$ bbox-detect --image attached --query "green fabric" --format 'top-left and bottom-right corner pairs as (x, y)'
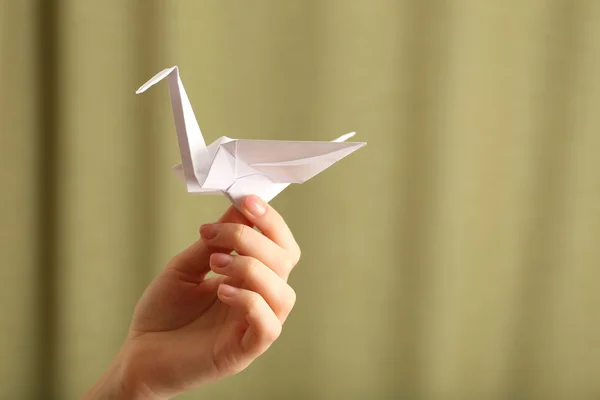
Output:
(1, 1), (599, 399)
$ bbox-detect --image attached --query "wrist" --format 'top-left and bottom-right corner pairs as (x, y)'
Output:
(79, 347), (164, 400)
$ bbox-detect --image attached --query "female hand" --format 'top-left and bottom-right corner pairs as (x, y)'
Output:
(80, 195), (301, 400)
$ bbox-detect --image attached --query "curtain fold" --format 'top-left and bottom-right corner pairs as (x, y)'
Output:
(1, 1), (599, 399)
(1, 2), (40, 398)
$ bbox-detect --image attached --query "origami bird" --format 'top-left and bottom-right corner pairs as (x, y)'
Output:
(136, 66), (366, 209)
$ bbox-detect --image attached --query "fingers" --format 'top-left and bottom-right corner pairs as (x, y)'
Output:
(166, 239), (211, 283)
(200, 196), (301, 280)
(217, 205), (253, 226)
(201, 222), (293, 279)
(217, 284), (282, 356)
(239, 196), (301, 266)
(208, 199), (300, 361)
(166, 206), (253, 280)
(209, 253), (296, 322)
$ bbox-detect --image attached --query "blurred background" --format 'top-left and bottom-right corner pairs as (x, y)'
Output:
(1, 1), (600, 399)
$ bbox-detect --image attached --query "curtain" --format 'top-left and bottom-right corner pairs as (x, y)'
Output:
(1, 1), (599, 399)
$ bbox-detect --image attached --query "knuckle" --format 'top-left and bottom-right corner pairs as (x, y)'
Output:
(281, 246), (301, 274)
(247, 291), (262, 313)
(292, 246), (302, 264)
(263, 321), (282, 342)
(233, 224), (250, 245)
(283, 286), (297, 311)
(281, 256), (295, 274)
(243, 257), (259, 285)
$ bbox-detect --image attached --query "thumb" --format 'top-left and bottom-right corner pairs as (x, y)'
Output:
(166, 205), (253, 280)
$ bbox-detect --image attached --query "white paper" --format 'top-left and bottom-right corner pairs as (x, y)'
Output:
(136, 66), (366, 209)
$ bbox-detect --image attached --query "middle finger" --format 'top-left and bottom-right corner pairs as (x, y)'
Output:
(209, 253), (296, 322)
(200, 223), (290, 278)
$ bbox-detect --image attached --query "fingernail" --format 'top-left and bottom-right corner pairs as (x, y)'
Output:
(200, 224), (219, 240)
(219, 284), (237, 299)
(244, 196), (266, 217)
(211, 253), (232, 268)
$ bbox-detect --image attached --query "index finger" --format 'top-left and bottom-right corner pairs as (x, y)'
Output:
(167, 205), (254, 278)
(239, 196), (301, 264)
(218, 205), (254, 226)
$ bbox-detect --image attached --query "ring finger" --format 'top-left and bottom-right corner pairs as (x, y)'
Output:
(209, 253), (296, 323)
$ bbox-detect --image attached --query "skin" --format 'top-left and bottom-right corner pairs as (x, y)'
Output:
(80, 195), (301, 399)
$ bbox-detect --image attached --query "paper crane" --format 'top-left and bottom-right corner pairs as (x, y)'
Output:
(136, 66), (366, 209)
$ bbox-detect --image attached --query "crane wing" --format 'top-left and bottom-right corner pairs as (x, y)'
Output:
(219, 134), (365, 184)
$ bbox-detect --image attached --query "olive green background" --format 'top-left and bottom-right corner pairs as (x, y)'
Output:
(1, 1), (600, 399)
